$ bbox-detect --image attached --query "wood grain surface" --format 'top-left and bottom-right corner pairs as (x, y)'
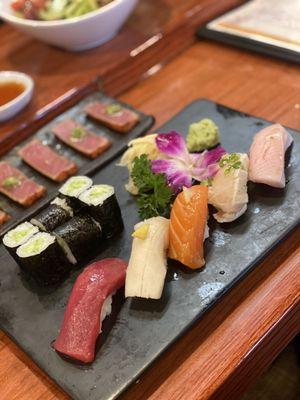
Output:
(0, 0), (244, 155)
(1, 40), (300, 400)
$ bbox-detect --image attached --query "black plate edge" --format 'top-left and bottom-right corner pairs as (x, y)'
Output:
(197, 26), (300, 65)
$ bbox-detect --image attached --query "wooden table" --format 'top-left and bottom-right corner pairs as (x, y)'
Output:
(1, 8), (300, 400)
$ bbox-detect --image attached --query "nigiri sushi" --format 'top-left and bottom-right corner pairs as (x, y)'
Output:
(208, 153), (249, 223)
(249, 124), (293, 188)
(125, 217), (170, 299)
(169, 185), (208, 269)
(54, 258), (127, 363)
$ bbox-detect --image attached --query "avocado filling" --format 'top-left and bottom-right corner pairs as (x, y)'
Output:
(17, 232), (55, 258)
(59, 176), (93, 198)
(79, 184), (114, 206)
(3, 222), (39, 248)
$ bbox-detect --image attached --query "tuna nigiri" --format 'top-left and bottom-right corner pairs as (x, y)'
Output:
(54, 258), (127, 363)
(249, 124), (293, 188)
(169, 185), (208, 269)
(125, 217), (170, 299)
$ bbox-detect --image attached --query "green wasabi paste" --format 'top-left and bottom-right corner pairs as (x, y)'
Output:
(187, 118), (220, 152)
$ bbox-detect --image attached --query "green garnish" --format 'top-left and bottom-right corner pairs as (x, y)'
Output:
(106, 103), (122, 115)
(201, 178), (213, 186)
(2, 176), (20, 188)
(219, 153), (242, 174)
(71, 127), (86, 141)
(131, 154), (173, 219)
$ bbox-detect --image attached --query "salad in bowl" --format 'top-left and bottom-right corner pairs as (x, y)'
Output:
(11, 0), (114, 21)
(0, 0), (137, 51)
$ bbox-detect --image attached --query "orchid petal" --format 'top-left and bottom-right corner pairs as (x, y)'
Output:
(152, 159), (192, 192)
(156, 132), (190, 162)
(201, 145), (226, 168)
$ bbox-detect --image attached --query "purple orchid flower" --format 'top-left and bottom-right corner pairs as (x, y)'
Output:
(151, 131), (226, 192)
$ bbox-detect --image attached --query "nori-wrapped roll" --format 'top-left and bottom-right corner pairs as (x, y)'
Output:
(16, 232), (72, 286)
(79, 185), (123, 239)
(54, 214), (102, 264)
(59, 176), (93, 212)
(31, 197), (73, 232)
(3, 222), (39, 260)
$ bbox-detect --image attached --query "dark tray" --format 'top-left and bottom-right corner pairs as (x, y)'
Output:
(197, 26), (300, 64)
(0, 91), (154, 236)
(0, 99), (299, 400)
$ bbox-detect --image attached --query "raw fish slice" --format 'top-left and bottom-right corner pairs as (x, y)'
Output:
(169, 185), (208, 269)
(209, 153), (249, 223)
(0, 210), (10, 225)
(52, 119), (111, 158)
(249, 124), (293, 188)
(19, 140), (77, 182)
(85, 101), (140, 133)
(54, 258), (127, 363)
(125, 217), (170, 299)
(0, 161), (45, 206)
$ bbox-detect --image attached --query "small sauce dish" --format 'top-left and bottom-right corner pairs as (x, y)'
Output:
(0, 71), (34, 122)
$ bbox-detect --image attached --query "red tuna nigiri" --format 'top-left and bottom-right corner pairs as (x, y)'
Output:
(52, 119), (111, 158)
(0, 210), (11, 225)
(54, 258), (127, 363)
(19, 140), (77, 182)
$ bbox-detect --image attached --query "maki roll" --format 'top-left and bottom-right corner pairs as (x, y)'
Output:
(31, 197), (73, 232)
(59, 176), (93, 212)
(3, 222), (39, 259)
(54, 214), (102, 264)
(16, 232), (72, 286)
(79, 185), (123, 239)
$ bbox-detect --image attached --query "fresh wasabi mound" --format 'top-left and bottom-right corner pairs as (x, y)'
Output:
(187, 118), (220, 152)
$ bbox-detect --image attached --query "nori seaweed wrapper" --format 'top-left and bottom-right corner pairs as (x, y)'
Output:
(54, 214), (102, 263)
(58, 194), (85, 214)
(87, 194), (124, 239)
(31, 204), (72, 232)
(17, 240), (72, 286)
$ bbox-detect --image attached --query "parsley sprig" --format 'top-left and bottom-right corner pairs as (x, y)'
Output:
(219, 153), (241, 174)
(131, 154), (173, 219)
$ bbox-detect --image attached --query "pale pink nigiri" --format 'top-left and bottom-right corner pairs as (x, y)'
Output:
(249, 124), (293, 188)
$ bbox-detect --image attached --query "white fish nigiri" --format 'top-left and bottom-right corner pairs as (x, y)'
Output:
(249, 124), (293, 188)
(125, 216), (169, 300)
(209, 153), (249, 223)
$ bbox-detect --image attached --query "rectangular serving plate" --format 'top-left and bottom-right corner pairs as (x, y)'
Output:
(0, 99), (299, 400)
(0, 91), (154, 236)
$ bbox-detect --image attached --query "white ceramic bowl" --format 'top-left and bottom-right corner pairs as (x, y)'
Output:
(0, 0), (137, 51)
(0, 71), (34, 123)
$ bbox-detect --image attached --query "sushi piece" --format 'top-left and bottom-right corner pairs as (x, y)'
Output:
(59, 175), (93, 211)
(30, 197), (73, 232)
(0, 210), (11, 225)
(16, 232), (72, 285)
(0, 161), (45, 206)
(54, 258), (127, 363)
(79, 185), (123, 239)
(169, 185), (208, 270)
(85, 101), (140, 133)
(208, 153), (249, 223)
(52, 119), (112, 159)
(3, 222), (39, 258)
(54, 214), (102, 265)
(125, 217), (170, 300)
(18, 139), (77, 182)
(249, 124), (293, 188)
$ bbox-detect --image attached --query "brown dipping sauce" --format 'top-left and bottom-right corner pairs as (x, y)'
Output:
(0, 81), (26, 106)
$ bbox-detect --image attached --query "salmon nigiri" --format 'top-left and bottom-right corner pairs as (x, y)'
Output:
(249, 124), (293, 188)
(169, 185), (208, 269)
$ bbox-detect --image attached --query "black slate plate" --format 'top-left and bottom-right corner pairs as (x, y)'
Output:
(0, 99), (299, 400)
(0, 91), (154, 236)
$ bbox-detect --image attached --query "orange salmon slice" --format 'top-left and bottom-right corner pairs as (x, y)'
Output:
(169, 185), (208, 269)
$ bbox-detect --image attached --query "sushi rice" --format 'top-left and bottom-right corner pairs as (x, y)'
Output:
(59, 176), (93, 198)
(3, 222), (39, 248)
